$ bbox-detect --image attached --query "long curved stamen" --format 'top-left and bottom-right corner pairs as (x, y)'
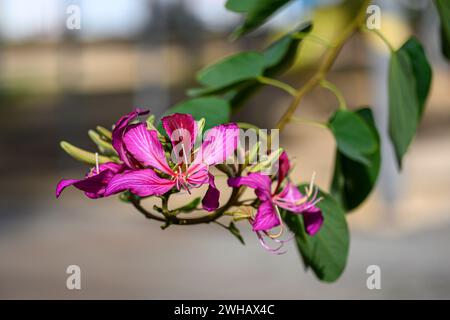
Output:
(305, 171), (316, 198)
(267, 205), (284, 239)
(256, 230), (286, 255)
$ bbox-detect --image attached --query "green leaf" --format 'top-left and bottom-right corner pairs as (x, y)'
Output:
(331, 108), (381, 211)
(188, 52), (265, 97)
(399, 37), (432, 116)
(282, 185), (349, 282)
(161, 97), (231, 131)
(328, 110), (377, 166)
(228, 221), (245, 245)
(441, 25), (450, 60)
(227, 23), (312, 110)
(263, 23), (312, 73)
(435, 0), (450, 60)
(388, 36), (432, 168)
(226, 0), (293, 37)
(176, 197), (201, 213)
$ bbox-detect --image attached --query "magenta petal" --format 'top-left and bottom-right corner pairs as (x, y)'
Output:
(202, 173), (220, 212)
(95, 162), (124, 174)
(278, 151), (290, 184)
(228, 173), (272, 201)
(112, 108), (149, 167)
(302, 206), (324, 236)
(56, 169), (116, 199)
(162, 113), (198, 163)
(196, 123), (239, 166)
(123, 123), (172, 175)
(56, 179), (79, 198)
(186, 163), (209, 186)
(252, 201), (280, 231)
(104, 169), (175, 197)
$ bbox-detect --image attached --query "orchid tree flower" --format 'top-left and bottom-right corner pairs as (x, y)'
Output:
(55, 108), (149, 199)
(105, 112), (239, 211)
(56, 162), (125, 199)
(228, 152), (323, 237)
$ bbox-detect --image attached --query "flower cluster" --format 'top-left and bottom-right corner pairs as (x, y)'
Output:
(56, 110), (323, 252)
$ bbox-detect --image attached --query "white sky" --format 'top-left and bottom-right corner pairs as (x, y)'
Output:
(0, 0), (314, 41)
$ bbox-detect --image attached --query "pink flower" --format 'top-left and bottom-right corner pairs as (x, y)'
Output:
(105, 113), (239, 211)
(228, 152), (323, 236)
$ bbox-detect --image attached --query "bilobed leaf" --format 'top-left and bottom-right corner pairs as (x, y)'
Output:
(282, 185), (349, 282)
(227, 23), (312, 109)
(263, 22), (312, 74)
(388, 36), (432, 168)
(161, 97), (231, 131)
(188, 52), (265, 97)
(328, 110), (377, 166)
(331, 108), (381, 211)
(226, 0), (293, 37)
(434, 0), (450, 60)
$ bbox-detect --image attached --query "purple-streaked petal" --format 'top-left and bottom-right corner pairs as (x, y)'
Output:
(104, 169), (175, 197)
(252, 200), (280, 231)
(87, 162), (124, 177)
(112, 108), (149, 167)
(123, 123), (172, 175)
(277, 151), (290, 184)
(186, 163), (209, 186)
(56, 179), (79, 198)
(56, 168), (117, 199)
(162, 113), (197, 163)
(195, 123), (239, 166)
(302, 206), (324, 236)
(228, 173), (272, 201)
(202, 173), (220, 212)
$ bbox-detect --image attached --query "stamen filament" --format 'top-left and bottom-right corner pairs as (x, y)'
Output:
(267, 206), (284, 239)
(95, 152), (99, 174)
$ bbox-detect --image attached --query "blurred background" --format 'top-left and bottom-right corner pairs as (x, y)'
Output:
(0, 0), (449, 299)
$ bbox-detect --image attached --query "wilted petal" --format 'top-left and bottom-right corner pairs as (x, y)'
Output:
(112, 108), (149, 167)
(196, 123), (239, 166)
(123, 123), (172, 175)
(162, 113), (197, 163)
(105, 169), (175, 197)
(302, 206), (324, 236)
(202, 173), (220, 212)
(252, 200), (280, 231)
(228, 173), (272, 201)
